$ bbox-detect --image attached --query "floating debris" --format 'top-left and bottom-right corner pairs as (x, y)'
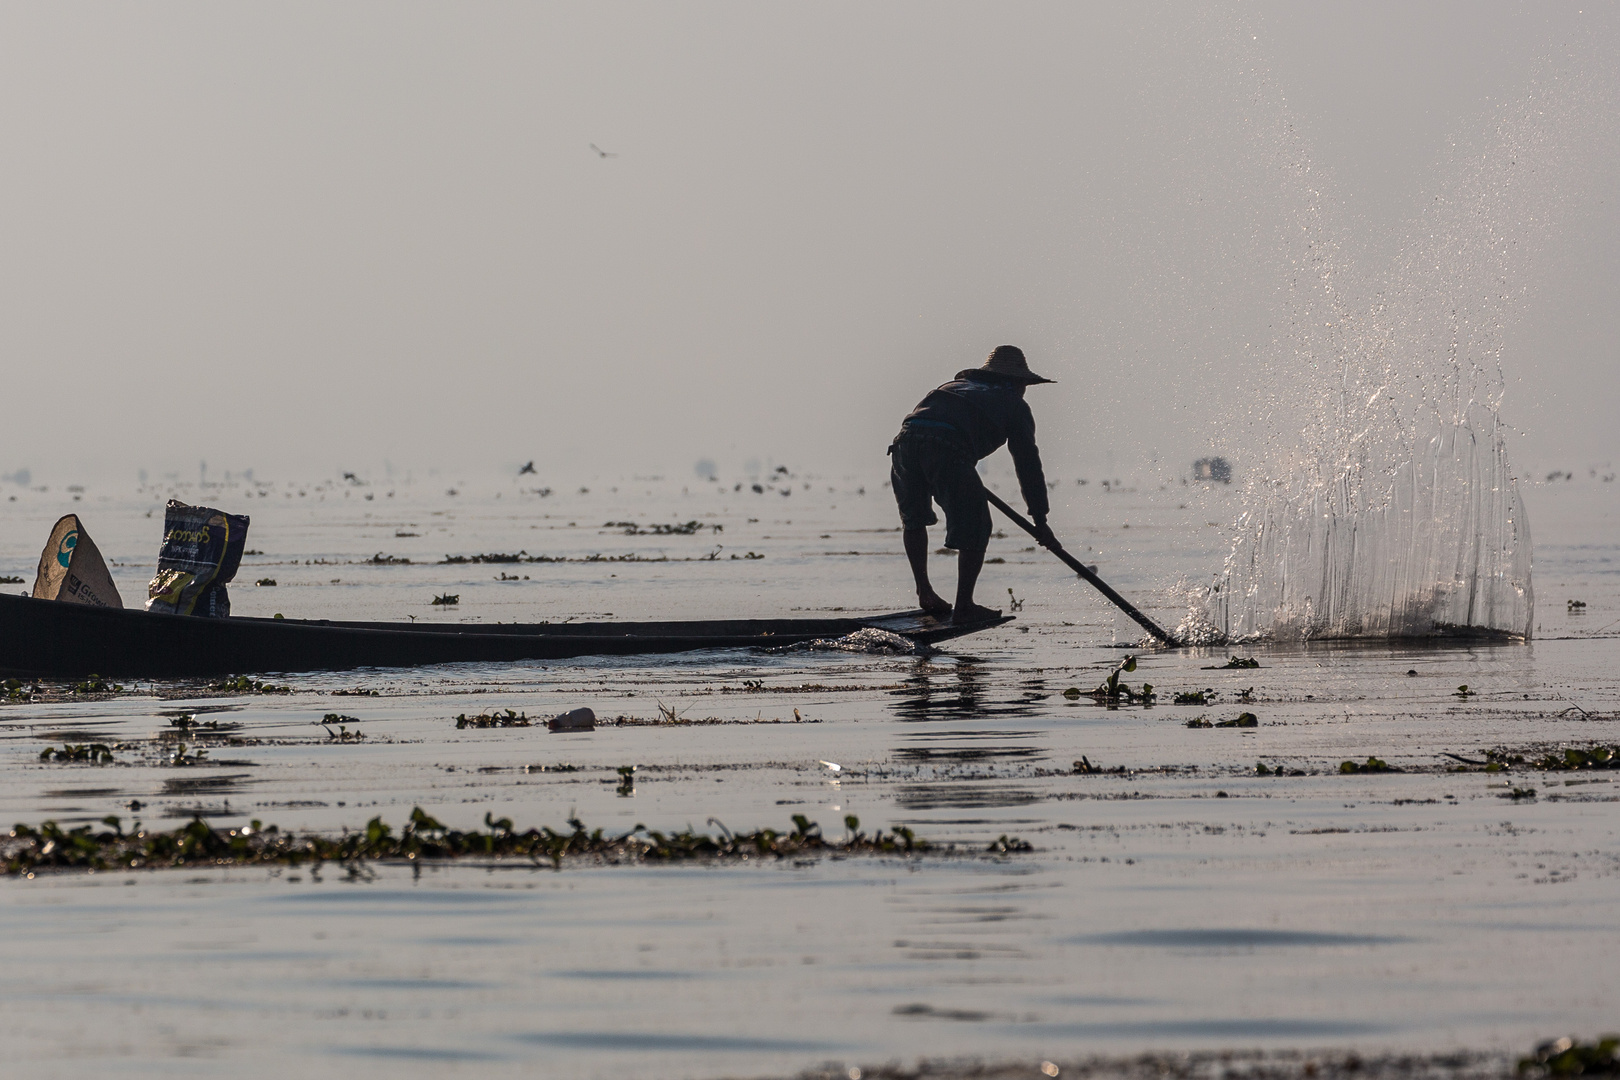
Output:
(1204, 656), (1259, 669)
(549, 707), (596, 732)
(455, 709), (532, 729)
(1174, 689), (1214, 705)
(255, 578), (277, 586)
(318, 714), (365, 742)
(69, 675), (123, 695)
(2, 809), (980, 875)
(431, 593), (459, 606)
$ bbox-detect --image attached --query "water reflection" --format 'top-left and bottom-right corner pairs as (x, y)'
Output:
(889, 661), (1049, 721)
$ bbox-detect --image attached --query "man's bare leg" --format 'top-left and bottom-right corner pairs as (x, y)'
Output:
(951, 545), (1000, 624)
(903, 528), (952, 615)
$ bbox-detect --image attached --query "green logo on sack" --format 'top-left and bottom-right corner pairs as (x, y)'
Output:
(57, 530), (78, 568)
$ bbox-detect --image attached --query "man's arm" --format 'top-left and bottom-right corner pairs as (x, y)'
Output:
(1006, 401), (1050, 526)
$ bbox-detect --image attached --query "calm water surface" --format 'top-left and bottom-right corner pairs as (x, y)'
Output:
(1, 473), (1617, 1078)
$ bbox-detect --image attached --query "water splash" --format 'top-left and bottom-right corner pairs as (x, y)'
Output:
(1207, 407), (1532, 641)
(771, 628), (936, 656)
(1185, 17), (1587, 641)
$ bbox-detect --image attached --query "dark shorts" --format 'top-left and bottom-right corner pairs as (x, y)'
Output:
(889, 435), (991, 552)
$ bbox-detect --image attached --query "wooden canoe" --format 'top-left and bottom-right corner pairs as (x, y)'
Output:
(0, 592), (1010, 679)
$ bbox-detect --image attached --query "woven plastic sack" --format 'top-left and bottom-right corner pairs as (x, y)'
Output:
(145, 500), (249, 617)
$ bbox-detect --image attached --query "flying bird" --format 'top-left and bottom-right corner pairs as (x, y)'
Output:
(590, 143), (618, 158)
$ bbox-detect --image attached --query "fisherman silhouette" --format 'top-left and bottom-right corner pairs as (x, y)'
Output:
(888, 345), (1055, 624)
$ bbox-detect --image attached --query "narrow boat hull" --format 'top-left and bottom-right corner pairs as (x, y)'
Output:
(0, 593), (1009, 678)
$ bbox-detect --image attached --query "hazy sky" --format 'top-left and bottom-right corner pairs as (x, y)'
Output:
(0, 2), (1614, 486)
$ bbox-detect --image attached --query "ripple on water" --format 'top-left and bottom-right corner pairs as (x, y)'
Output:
(1072, 928), (1410, 948)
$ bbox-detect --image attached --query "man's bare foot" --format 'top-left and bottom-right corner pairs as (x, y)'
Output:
(950, 602), (1002, 625)
(918, 590), (952, 616)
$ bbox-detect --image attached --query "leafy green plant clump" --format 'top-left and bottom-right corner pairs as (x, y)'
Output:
(1520, 1035), (1619, 1077)
(3, 678), (32, 701)
(1081, 657), (1155, 706)
(1217, 712), (1258, 728)
(1204, 656), (1259, 669)
(1175, 689), (1214, 706)
(1531, 745), (1618, 771)
(39, 744), (117, 764)
(70, 675), (122, 695)
(318, 714), (365, 741)
(207, 675), (291, 694)
(1340, 757), (1398, 774)
(1, 810), (1006, 876)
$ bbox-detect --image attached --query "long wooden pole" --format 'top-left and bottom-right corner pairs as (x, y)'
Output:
(983, 489), (1181, 647)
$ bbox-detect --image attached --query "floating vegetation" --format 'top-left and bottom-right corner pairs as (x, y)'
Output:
(1500, 786), (1537, 801)
(330, 688), (379, 697)
(1485, 745), (1620, 772)
(1, 809), (991, 876)
(1455, 684), (1477, 698)
(69, 675), (123, 695)
(616, 764), (636, 796)
(442, 550), (757, 565)
(3, 678), (31, 702)
(1088, 657), (1154, 706)
(1520, 1035), (1620, 1077)
(608, 520), (721, 536)
(255, 578), (277, 586)
(1215, 712), (1259, 728)
(442, 552), (526, 564)
(366, 553), (411, 565)
(0, 575), (24, 584)
(169, 714), (227, 733)
(1204, 656), (1260, 669)
(1174, 689), (1214, 705)
(169, 744), (208, 766)
(455, 710), (531, 729)
(207, 675), (291, 694)
(1255, 762), (1306, 776)
(987, 835), (1034, 853)
(39, 744), (116, 764)
(319, 714), (364, 741)
(1340, 757), (1398, 774)
(1567, 599), (1588, 612)
(1185, 717), (1212, 728)
(431, 593), (459, 606)
(1072, 756), (1126, 775)
(1006, 588), (1023, 610)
